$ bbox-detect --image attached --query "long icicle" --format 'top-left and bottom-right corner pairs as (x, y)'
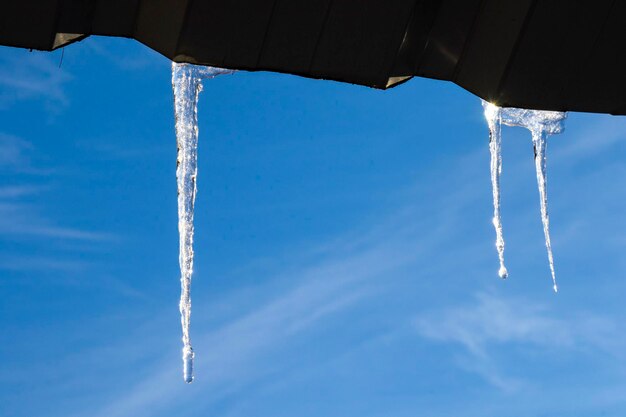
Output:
(173, 63), (201, 384)
(530, 127), (558, 293)
(172, 62), (233, 383)
(482, 102), (508, 279)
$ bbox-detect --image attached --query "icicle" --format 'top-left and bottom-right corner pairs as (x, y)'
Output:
(482, 101), (508, 279)
(172, 62), (234, 383)
(530, 127), (558, 293)
(496, 105), (566, 292)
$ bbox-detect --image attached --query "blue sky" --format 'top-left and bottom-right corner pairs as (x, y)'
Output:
(1, 37), (626, 417)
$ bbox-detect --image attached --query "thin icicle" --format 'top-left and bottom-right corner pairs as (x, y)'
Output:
(530, 127), (558, 292)
(172, 62), (234, 383)
(499, 106), (566, 292)
(482, 101), (508, 279)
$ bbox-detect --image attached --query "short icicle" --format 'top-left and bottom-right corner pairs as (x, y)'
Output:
(498, 106), (566, 292)
(172, 62), (234, 383)
(482, 101), (508, 279)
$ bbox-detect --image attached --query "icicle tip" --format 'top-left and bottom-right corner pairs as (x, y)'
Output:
(498, 266), (508, 280)
(183, 346), (194, 383)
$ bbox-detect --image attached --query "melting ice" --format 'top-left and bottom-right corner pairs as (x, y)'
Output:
(482, 102), (508, 279)
(172, 62), (234, 383)
(482, 101), (566, 292)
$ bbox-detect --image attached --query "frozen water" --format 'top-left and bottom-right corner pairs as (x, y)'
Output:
(531, 129), (558, 292)
(499, 107), (566, 135)
(183, 346), (194, 383)
(482, 101), (508, 279)
(172, 62), (234, 383)
(482, 102), (566, 292)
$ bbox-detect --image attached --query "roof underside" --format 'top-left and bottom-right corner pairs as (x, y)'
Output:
(2, 0), (626, 115)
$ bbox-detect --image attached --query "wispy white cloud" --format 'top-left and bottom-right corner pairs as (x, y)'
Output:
(414, 291), (625, 391)
(416, 292), (572, 358)
(0, 184), (45, 198)
(0, 201), (112, 241)
(0, 134), (112, 242)
(0, 51), (71, 111)
(0, 132), (57, 175)
(0, 133), (34, 170)
(552, 116), (626, 162)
